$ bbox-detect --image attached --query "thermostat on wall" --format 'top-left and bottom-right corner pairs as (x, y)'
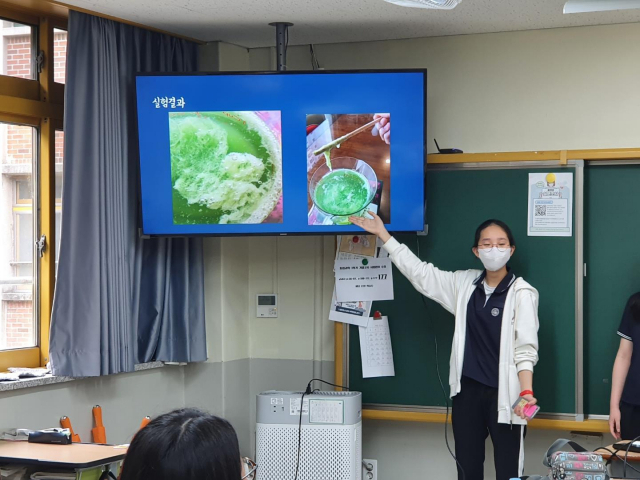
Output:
(257, 294), (278, 318)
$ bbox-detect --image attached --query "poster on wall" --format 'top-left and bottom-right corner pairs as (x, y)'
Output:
(527, 172), (573, 237)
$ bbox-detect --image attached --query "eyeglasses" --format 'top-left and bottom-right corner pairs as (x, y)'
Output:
(477, 243), (511, 253)
(241, 457), (257, 480)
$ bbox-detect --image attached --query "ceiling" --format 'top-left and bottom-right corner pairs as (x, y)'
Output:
(58, 0), (640, 47)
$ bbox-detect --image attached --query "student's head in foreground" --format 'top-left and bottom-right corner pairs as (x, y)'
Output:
(119, 408), (252, 480)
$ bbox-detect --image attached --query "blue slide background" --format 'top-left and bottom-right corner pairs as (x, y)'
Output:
(136, 71), (425, 235)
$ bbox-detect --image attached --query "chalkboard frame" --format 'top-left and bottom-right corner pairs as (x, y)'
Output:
(336, 159), (586, 423)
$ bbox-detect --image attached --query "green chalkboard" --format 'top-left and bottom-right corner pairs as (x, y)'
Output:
(585, 165), (640, 415)
(348, 167), (576, 414)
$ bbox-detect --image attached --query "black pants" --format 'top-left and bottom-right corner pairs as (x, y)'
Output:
(452, 376), (526, 480)
(620, 400), (640, 441)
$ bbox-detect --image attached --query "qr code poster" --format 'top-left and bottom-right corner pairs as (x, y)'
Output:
(528, 172), (573, 237)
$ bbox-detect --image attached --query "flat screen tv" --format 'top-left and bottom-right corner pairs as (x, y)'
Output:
(135, 70), (426, 236)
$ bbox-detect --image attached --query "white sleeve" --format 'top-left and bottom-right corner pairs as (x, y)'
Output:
(513, 289), (540, 373)
(383, 237), (459, 314)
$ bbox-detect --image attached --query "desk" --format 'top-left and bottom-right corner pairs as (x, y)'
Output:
(0, 441), (126, 479)
(598, 443), (640, 480)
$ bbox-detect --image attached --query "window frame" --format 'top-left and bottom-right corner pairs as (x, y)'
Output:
(0, 9), (39, 100)
(0, 4), (66, 371)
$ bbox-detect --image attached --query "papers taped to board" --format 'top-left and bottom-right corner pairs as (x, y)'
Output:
(335, 257), (394, 302)
(359, 315), (395, 378)
(329, 288), (371, 327)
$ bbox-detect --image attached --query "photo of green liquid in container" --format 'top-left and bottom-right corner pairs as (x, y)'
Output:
(169, 111), (282, 225)
(306, 113), (390, 226)
(309, 157), (377, 225)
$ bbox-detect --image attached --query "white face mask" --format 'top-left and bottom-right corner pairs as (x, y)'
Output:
(478, 248), (511, 272)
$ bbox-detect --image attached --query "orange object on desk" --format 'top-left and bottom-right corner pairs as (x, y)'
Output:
(139, 416), (151, 429)
(92, 405), (107, 444)
(60, 416), (81, 443)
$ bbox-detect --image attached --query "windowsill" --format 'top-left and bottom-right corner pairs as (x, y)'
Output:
(0, 361), (166, 393)
(1, 292), (32, 301)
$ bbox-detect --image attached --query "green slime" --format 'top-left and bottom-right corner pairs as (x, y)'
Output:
(314, 169), (371, 216)
(169, 112), (277, 224)
(323, 150), (332, 171)
(322, 143), (342, 171)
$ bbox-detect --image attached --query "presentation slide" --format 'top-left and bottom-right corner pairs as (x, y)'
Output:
(136, 71), (425, 235)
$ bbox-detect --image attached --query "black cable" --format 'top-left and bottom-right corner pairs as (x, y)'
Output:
(594, 446), (640, 476)
(594, 446), (615, 470)
(624, 435), (640, 478)
(416, 237), (466, 480)
(293, 378), (350, 480)
(293, 389), (307, 480)
(306, 378), (350, 392)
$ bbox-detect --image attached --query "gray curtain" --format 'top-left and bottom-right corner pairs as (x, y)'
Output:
(50, 11), (207, 377)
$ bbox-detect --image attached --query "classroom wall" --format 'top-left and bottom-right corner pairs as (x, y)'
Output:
(250, 22), (640, 154)
(364, 420), (606, 478)
(199, 41), (251, 72)
(0, 367), (186, 444)
(186, 236), (336, 456)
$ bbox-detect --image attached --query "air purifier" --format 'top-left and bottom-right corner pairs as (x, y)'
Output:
(256, 390), (362, 480)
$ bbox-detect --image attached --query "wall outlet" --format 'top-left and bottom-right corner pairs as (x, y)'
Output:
(362, 459), (377, 480)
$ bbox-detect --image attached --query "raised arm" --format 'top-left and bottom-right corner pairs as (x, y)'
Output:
(350, 212), (458, 313)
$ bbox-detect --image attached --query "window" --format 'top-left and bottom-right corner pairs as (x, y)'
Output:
(0, 123), (36, 351)
(0, 5), (67, 371)
(55, 130), (63, 264)
(53, 28), (66, 84)
(16, 179), (32, 204)
(0, 19), (36, 81)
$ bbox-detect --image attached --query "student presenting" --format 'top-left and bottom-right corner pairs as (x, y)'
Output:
(351, 214), (540, 480)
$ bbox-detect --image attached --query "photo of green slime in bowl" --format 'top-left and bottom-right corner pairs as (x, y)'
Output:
(169, 111), (282, 225)
(306, 113), (390, 226)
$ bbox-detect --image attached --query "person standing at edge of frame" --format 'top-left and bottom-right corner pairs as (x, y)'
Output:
(610, 293), (640, 442)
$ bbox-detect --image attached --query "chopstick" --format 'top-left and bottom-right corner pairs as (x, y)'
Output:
(313, 119), (378, 156)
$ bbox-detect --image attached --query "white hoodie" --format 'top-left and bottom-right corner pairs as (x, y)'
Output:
(383, 237), (540, 425)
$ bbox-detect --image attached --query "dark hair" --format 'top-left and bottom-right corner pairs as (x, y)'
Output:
(473, 219), (516, 248)
(119, 408), (241, 480)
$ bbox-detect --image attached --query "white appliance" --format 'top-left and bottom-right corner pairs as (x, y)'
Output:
(256, 390), (362, 480)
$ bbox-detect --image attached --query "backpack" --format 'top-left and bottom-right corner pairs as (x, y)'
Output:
(523, 439), (608, 480)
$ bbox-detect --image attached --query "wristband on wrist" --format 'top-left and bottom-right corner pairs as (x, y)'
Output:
(520, 390), (534, 397)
